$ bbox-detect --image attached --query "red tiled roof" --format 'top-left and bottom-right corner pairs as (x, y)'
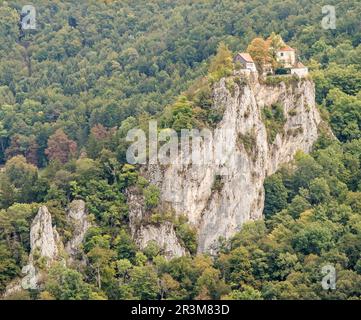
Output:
(237, 52), (254, 63)
(279, 45), (295, 52)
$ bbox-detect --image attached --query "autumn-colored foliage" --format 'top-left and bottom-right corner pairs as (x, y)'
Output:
(247, 37), (271, 70)
(45, 129), (77, 164)
(5, 134), (39, 166)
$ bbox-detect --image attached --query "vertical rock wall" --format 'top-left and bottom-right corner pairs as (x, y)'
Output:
(129, 76), (321, 255)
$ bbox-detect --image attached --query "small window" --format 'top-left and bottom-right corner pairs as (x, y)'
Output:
(280, 52), (284, 56)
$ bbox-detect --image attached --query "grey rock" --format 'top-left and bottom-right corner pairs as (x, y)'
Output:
(65, 200), (90, 261)
(21, 206), (61, 289)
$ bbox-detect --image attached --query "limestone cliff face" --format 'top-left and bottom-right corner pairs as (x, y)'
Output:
(136, 222), (187, 259)
(29, 206), (59, 262)
(126, 187), (187, 259)
(129, 76), (321, 255)
(65, 200), (90, 262)
(22, 206), (62, 290)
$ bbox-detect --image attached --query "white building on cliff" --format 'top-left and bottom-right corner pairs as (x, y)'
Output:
(234, 36), (309, 78)
(234, 52), (257, 72)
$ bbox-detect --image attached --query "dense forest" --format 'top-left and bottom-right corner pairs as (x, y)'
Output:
(0, 0), (361, 300)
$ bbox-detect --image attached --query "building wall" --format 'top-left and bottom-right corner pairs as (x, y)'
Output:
(263, 63), (273, 76)
(246, 62), (257, 72)
(234, 69), (251, 77)
(234, 54), (245, 64)
(234, 54), (257, 72)
(276, 51), (296, 68)
(291, 67), (308, 77)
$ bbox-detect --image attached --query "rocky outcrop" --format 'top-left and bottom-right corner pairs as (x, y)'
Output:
(22, 206), (62, 290)
(29, 206), (59, 262)
(65, 200), (90, 261)
(130, 76), (322, 255)
(126, 188), (187, 259)
(4, 201), (90, 296)
(136, 222), (187, 260)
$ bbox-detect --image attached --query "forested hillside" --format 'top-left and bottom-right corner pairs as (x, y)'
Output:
(0, 0), (361, 300)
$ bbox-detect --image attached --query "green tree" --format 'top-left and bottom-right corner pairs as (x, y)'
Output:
(309, 178), (331, 204)
(144, 185), (160, 210)
(87, 246), (116, 289)
(129, 265), (160, 300)
(3, 155), (38, 202)
(264, 174), (288, 217)
(222, 286), (263, 300)
(44, 264), (99, 300)
(208, 42), (233, 82)
(292, 222), (334, 255)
